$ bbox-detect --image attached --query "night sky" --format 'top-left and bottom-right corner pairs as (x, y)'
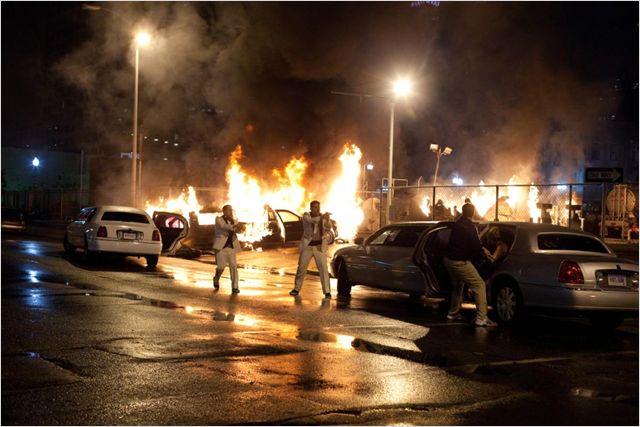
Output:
(2, 2), (638, 193)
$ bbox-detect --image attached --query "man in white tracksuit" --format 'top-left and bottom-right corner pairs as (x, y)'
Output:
(290, 200), (333, 299)
(213, 205), (242, 293)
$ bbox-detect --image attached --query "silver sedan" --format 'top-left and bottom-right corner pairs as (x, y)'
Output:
(330, 221), (638, 329)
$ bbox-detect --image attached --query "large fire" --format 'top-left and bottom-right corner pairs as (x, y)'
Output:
(418, 176), (576, 225)
(145, 143), (365, 244)
(324, 144), (365, 240)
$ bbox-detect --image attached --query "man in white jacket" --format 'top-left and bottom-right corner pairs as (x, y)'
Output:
(213, 205), (243, 293)
(290, 200), (334, 299)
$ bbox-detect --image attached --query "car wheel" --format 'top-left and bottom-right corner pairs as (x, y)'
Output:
(587, 313), (624, 331)
(82, 237), (94, 263)
(493, 281), (523, 325)
(146, 255), (159, 268)
(336, 260), (353, 296)
(63, 234), (75, 256)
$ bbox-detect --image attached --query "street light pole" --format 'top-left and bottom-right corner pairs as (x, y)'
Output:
(433, 151), (441, 186)
(330, 77), (412, 225)
(385, 100), (395, 226)
(430, 144), (453, 186)
(131, 45), (140, 206)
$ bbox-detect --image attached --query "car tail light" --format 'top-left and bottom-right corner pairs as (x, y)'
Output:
(97, 226), (108, 238)
(152, 230), (161, 241)
(558, 259), (584, 284)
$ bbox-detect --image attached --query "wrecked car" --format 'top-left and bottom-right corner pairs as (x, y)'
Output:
(152, 205), (336, 257)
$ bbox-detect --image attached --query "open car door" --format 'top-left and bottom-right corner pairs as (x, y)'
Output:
(152, 211), (190, 255)
(413, 222), (455, 297)
(275, 209), (304, 242)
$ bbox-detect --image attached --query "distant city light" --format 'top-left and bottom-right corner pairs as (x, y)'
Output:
(174, 143), (179, 146)
(154, 138), (159, 142)
(32, 157), (40, 167)
(452, 176), (464, 185)
(164, 141), (169, 144)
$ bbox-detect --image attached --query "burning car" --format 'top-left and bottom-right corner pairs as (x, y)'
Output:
(150, 205), (337, 256)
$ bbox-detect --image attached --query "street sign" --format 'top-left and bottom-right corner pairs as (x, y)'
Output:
(585, 168), (623, 183)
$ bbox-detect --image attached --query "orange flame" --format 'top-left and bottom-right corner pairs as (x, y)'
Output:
(324, 143), (365, 240)
(146, 143), (367, 244)
(420, 196), (430, 217)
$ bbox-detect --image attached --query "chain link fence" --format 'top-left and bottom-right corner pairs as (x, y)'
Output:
(2, 189), (90, 220)
(375, 182), (639, 240)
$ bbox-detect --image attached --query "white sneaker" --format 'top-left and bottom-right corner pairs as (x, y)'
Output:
(446, 313), (465, 321)
(474, 317), (497, 327)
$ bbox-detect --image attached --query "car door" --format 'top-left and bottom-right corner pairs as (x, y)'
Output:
(152, 211), (189, 255)
(413, 223), (455, 297)
(276, 209), (304, 242)
(350, 226), (401, 288)
(68, 207), (96, 247)
(383, 225), (431, 293)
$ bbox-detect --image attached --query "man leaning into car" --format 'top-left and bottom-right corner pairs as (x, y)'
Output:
(213, 205), (243, 293)
(444, 203), (497, 327)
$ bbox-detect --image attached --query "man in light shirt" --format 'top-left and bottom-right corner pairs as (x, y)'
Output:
(290, 200), (333, 299)
(213, 205), (243, 293)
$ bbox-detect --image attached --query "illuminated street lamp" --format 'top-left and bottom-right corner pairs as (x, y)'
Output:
(330, 76), (413, 224)
(82, 5), (151, 206)
(385, 77), (413, 224)
(31, 157), (40, 167)
(430, 144), (453, 186)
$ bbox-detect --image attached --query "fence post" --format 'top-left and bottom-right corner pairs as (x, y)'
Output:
(494, 185), (499, 221)
(431, 185), (436, 221)
(379, 188), (383, 229)
(568, 185), (573, 228)
(600, 183), (606, 239)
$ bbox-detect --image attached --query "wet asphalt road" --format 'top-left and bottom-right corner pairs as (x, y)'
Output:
(1, 234), (638, 425)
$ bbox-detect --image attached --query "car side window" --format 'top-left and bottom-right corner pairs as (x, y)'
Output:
(368, 228), (396, 246)
(75, 208), (92, 223)
(85, 208), (97, 222)
(537, 233), (608, 253)
(384, 226), (428, 248)
(424, 227), (452, 256)
(277, 210), (300, 223)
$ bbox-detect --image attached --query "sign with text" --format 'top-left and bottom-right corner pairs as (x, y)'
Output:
(585, 168), (623, 183)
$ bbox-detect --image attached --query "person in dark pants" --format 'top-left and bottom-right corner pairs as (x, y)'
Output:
(444, 203), (497, 327)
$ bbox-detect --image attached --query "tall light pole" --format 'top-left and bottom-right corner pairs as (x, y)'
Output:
(430, 144), (453, 186)
(131, 31), (151, 206)
(81, 5), (151, 206)
(330, 77), (413, 225)
(385, 78), (413, 225)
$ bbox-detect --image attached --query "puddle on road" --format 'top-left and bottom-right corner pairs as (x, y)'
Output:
(273, 329), (356, 350)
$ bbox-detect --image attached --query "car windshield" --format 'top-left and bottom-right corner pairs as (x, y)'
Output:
(101, 211), (149, 224)
(537, 233), (608, 253)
